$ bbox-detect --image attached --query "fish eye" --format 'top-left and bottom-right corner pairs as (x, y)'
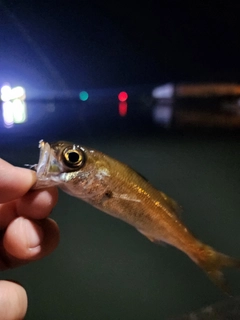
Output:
(62, 146), (85, 169)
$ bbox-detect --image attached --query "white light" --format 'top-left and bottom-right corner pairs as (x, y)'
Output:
(11, 86), (26, 100)
(1, 85), (11, 95)
(1, 85), (12, 102)
(2, 98), (27, 127)
(1, 85), (26, 101)
(12, 99), (27, 123)
(152, 83), (174, 99)
(2, 101), (14, 127)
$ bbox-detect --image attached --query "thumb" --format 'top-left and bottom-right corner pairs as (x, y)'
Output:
(0, 159), (36, 203)
(0, 280), (28, 319)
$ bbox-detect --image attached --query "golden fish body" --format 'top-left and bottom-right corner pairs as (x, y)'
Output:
(34, 140), (240, 293)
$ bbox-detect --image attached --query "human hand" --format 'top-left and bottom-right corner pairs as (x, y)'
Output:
(0, 158), (60, 319)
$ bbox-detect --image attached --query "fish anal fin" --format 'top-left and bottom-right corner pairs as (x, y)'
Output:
(137, 229), (166, 246)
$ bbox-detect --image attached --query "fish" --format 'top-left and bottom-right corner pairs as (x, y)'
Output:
(33, 139), (240, 293)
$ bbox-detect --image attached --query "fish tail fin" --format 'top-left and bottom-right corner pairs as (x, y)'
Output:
(196, 244), (240, 295)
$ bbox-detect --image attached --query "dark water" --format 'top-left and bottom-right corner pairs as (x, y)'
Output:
(1, 100), (240, 319)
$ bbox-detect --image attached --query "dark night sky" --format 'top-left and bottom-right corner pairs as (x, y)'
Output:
(1, 1), (240, 92)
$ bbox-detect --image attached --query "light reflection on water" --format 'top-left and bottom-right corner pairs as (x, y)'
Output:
(0, 99), (152, 146)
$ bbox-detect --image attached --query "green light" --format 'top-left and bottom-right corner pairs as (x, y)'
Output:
(79, 91), (89, 101)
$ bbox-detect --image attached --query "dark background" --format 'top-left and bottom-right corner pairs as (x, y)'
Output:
(1, 1), (240, 319)
(1, 2), (240, 90)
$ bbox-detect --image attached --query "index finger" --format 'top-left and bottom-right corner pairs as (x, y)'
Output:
(0, 159), (37, 203)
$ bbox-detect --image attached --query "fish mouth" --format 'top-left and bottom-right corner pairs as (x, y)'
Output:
(36, 140), (51, 178)
(33, 140), (62, 189)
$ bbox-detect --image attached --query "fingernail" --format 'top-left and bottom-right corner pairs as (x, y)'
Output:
(22, 218), (44, 249)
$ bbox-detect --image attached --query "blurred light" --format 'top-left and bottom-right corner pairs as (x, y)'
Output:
(118, 101), (128, 117)
(152, 83), (174, 99)
(11, 86), (26, 100)
(1, 84), (27, 127)
(46, 103), (55, 112)
(12, 99), (27, 123)
(1, 85), (12, 102)
(2, 101), (14, 127)
(153, 104), (173, 127)
(118, 91), (128, 102)
(1, 85), (26, 102)
(79, 91), (89, 101)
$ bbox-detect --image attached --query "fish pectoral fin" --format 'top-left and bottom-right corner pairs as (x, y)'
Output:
(111, 192), (141, 203)
(137, 229), (167, 246)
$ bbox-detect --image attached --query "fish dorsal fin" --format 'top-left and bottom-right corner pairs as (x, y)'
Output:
(158, 191), (182, 218)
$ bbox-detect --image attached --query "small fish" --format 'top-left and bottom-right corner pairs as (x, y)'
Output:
(33, 140), (240, 293)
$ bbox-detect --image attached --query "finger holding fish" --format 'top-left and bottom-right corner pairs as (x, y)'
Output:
(16, 187), (58, 219)
(3, 217), (59, 262)
(0, 158), (60, 268)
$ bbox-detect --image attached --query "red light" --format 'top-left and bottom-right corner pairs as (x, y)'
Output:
(118, 91), (128, 102)
(118, 101), (128, 116)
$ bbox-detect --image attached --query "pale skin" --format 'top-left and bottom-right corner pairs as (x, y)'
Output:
(0, 158), (60, 319)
